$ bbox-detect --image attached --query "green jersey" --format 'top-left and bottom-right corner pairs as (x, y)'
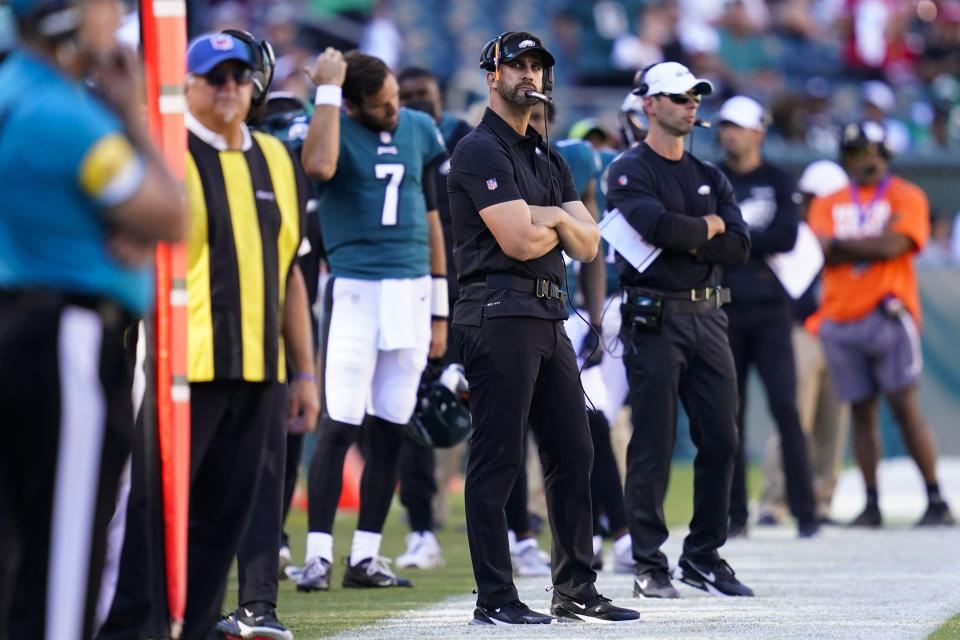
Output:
(554, 138), (601, 196)
(597, 148), (623, 297)
(318, 107), (447, 279)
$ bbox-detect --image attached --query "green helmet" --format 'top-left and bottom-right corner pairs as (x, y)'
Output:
(405, 363), (471, 448)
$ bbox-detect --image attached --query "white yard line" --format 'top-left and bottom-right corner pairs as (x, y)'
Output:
(329, 525), (960, 640)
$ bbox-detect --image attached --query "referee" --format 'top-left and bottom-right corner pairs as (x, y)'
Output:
(605, 62), (753, 598)
(448, 30), (638, 625)
(0, 1), (185, 638)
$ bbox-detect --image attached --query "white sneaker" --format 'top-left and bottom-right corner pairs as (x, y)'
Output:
(395, 531), (444, 569)
(511, 541), (551, 577)
(612, 534), (637, 574)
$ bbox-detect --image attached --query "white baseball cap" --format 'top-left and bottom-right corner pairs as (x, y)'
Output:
(634, 61), (714, 97)
(797, 160), (849, 197)
(716, 95), (766, 131)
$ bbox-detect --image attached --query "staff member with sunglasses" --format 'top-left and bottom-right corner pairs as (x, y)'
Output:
(605, 62), (754, 599)
(99, 33), (317, 640)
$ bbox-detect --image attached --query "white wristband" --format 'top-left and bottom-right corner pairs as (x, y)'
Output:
(431, 276), (449, 318)
(314, 85), (343, 107)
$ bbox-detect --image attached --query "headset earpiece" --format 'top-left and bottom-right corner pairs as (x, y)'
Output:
(632, 63), (657, 97)
(220, 28), (275, 109)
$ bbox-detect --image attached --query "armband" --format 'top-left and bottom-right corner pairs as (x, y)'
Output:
(431, 276), (449, 319)
(314, 85), (343, 108)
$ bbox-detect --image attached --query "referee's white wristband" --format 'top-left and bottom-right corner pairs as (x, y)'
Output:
(431, 276), (449, 319)
(314, 85), (343, 107)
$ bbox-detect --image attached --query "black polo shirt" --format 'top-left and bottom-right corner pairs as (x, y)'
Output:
(448, 107), (578, 326)
(605, 142), (750, 291)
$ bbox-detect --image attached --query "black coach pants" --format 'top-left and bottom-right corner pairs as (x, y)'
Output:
(0, 295), (133, 640)
(725, 300), (815, 528)
(621, 307), (739, 572)
(454, 317), (597, 609)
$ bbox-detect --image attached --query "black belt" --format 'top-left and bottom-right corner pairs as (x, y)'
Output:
(464, 274), (567, 303)
(623, 285), (731, 312)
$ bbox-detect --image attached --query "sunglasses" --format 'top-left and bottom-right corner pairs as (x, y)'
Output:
(659, 93), (701, 105)
(203, 67), (253, 87)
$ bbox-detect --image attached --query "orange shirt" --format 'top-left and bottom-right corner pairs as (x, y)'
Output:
(807, 174), (929, 325)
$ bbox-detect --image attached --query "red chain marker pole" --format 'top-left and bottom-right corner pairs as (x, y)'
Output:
(141, 1), (188, 637)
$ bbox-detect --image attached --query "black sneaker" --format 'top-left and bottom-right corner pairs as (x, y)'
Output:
(214, 603), (293, 640)
(798, 520), (821, 539)
(633, 567), (679, 598)
(848, 504), (882, 528)
(550, 592), (640, 623)
(678, 557), (754, 597)
(295, 557), (331, 592)
(916, 501), (956, 527)
(471, 600), (555, 625)
(342, 556), (413, 588)
(756, 514), (780, 527)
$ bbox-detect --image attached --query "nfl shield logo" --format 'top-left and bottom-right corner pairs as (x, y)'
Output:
(486, 178), (498, 191)
(618, 174), (628, 186)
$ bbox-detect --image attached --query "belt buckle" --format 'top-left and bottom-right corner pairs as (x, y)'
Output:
(690, 288), (706, 302)
(536, 279), (547, 298)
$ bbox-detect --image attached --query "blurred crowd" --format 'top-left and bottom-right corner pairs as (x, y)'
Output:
(182, 0), (960, 154)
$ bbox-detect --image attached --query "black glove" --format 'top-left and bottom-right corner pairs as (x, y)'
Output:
(578, 323), (603, 369)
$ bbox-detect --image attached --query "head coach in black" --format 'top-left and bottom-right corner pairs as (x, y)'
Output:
(447, 31), (639, 625)
(605, 62), (754, 599)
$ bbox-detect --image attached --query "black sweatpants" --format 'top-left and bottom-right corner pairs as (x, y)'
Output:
(398, 436), (437, 532)
(0, 295), (133, 640)
(454, 317), (597, 609)
(183, 381), (284, 640)
(280, 433), (304, 549)
(725, 300), (815, 527)
(236, 389), (288, 608)
(588, 410), (628, 536)
(621, 307), (739, 572)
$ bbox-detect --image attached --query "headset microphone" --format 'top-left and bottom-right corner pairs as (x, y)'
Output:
(524, 89), (552, 105)
(694, 119), (711, 129)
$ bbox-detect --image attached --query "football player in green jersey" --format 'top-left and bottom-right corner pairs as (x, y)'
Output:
(296, 48), (449, 591)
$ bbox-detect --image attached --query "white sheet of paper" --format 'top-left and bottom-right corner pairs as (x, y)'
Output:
(599, 208), (661, 274)
(765, 222), (824, 299)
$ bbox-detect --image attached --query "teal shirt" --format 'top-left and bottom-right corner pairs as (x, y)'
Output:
(0, 51), (150, 313)
(554, 138), (601, 196)
(318, 108), (446, 279)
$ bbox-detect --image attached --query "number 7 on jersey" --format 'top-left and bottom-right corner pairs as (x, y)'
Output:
(375, 163), (405, 226)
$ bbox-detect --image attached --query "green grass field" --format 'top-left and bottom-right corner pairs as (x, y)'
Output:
(931, 613), (960, 639)
(231, 463), (761, 637)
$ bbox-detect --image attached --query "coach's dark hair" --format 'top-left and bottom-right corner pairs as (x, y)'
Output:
(396, 66), (435, 84)
(343, 50), (391, 107)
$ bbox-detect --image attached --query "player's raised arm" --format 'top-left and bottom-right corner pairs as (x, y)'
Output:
(302, 47), (347, 181)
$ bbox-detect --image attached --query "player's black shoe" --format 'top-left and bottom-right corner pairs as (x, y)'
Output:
(633, 567), (679, 598)
(798, 520), (821, 538)
(342, 556), (413, 588)
(549, 592), (640, 623)
(214, 603), (293, 640)
(471, 600), (555, 625)
(916, 501), (955, 527)
(848, 504), (882, 528)
(678, 557), (754, 597)
(295, 557), (331, 592)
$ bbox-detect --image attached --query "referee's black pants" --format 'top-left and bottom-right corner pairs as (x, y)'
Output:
(621, 307), (739, 572)
(182, 380), (283, 640)
(454, 317), (597, 609)
(725, 300), (815, 528)
(235, 389), (288, 609)
(0, 294), (133, 640)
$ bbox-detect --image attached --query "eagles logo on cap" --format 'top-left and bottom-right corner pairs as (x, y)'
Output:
(211, 34), (234, 50)
(518, 39), (535, 48)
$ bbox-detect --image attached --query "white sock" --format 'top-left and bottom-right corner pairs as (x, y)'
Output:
(593, 535), (603, 556)
(613, 532), (632, 557)
(306, 531), (333, 564)
(507, 529), (518, 553)
(350, 529), (382, 566)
